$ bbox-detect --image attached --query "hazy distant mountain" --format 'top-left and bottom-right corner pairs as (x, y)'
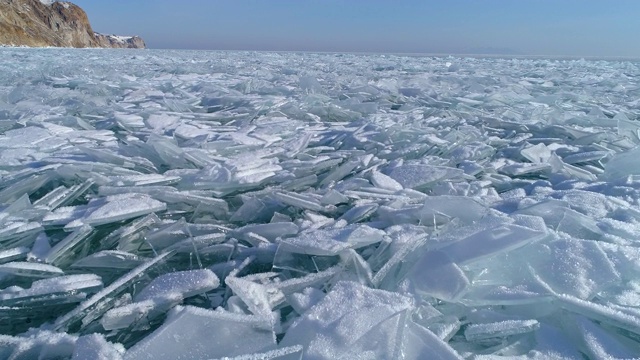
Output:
(0, 0), (145, 48)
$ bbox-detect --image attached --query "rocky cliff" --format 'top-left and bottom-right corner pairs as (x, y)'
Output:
(0, 0), (145, 48)
(95, 33), (146, 49)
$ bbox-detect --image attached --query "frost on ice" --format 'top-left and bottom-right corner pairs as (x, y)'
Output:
(1, 48), (640, 358)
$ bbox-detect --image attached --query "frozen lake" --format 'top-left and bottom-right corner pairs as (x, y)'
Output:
(1, 48), (640, 359)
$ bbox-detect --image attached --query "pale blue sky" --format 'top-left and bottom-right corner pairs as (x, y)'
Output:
(73, 0), (640, 57)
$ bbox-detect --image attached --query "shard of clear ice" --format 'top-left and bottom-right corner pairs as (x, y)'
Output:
(280, 281), (421, 359)
(100, 296), (181, 331)
(464, 319), (540, 342)
(125, 306), (276, 360)
(386, 164), (465, 190)
(420, 196), (486, 225)
(44, 224), (95, 267)
(84, 194), (167, 226)
(0, 274), (102, 307)
(276, 225), (385, 256)
(528, 238), (619, 299)
(70, 251), (147, 270)
(53, 251), (173, 332)
(438, 224), (547, 265)
(409, 250), (470, 301)
(226, 276), (283, 317)
(2, 48), (640, 358)
(134, 269), (220, 302)
(209, 345), (304, 360)
(0, 247), (29, 264)
(0, 261), (64, 278)
(370, 170), (403, 191)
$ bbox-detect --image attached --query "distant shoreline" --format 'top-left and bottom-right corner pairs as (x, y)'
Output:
(1, 46), (638, 62)
(148, 48), (640, 62)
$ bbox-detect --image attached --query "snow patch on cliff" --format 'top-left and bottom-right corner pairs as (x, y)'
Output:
(95, 33), (134, 44)
(39, 1), (70, 8)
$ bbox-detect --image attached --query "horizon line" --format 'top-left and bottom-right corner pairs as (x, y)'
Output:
(3, 45), (640, 61)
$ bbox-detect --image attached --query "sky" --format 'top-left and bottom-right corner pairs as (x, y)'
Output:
(72, 0), (640, 57)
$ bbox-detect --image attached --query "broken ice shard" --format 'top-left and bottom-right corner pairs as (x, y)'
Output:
(84, 194), (167, 226)
(125, 306), (276, 360)
(409, 250), (470, 301)
(464, 319), (540, 341)
(276, 225), (385, 256)
(438, 224), (547, 265)
(387, 165), (465, 190)
(134, 269), (219, 302)
(54, 251), (174, 332)
(280, 281), (415, 359)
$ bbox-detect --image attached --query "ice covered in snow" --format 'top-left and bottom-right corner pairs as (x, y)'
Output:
(2, 48), (640, 358)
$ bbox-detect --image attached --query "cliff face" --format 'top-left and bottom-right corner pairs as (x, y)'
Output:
(95, 33), (146, 49)
(0, 0), (145, 48)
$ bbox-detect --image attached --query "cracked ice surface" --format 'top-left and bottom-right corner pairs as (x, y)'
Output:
(1, 48), (640, 358)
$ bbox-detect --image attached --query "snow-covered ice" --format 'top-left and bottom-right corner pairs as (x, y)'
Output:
(1, 48), (640, 358)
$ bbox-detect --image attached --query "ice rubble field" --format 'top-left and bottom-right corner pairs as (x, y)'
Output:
(2, 49), (640, 360)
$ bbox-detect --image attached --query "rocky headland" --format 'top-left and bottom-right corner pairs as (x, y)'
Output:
(0, 0), (145, 48)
